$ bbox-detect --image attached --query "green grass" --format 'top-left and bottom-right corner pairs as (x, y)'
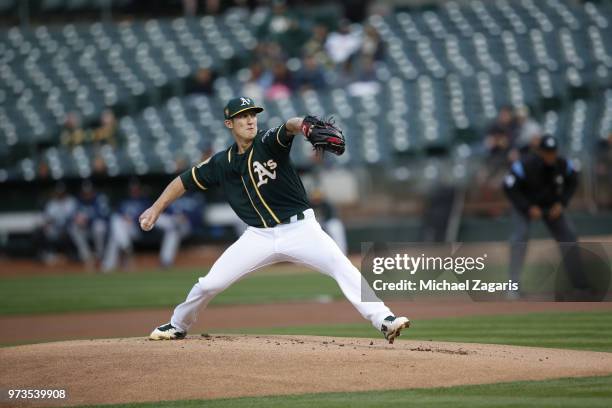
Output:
(78, 375), (612, 407)
(221, 311), (612, 352)
(0, 270), (342, 315)
(2, 261), (605, 315)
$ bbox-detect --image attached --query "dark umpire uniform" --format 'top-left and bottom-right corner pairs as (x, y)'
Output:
(503, 135), (585, 293)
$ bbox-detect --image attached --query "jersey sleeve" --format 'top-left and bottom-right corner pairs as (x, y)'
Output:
(180, 155), (220, 192)
(260, 124), (295, 156)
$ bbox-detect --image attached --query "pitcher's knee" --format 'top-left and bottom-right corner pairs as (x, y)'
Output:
(197, 277), (228, 296)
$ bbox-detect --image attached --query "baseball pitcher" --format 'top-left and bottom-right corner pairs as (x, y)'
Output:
(139, 97), (409, 343)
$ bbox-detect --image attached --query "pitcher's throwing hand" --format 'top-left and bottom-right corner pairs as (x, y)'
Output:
(139, 207), (158, 231)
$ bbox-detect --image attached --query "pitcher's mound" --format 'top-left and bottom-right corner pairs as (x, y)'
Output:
(2, 335), (612, 407)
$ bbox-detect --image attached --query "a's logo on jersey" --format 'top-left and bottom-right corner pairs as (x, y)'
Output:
(240, 97), (252, 106)
(253, 159), (277, 187)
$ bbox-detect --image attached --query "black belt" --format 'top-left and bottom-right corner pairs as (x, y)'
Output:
(280, 211), (306, 224)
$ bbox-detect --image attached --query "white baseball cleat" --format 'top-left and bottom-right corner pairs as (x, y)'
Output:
(149, 323), (186, 340)
(381, 316), (410, 344)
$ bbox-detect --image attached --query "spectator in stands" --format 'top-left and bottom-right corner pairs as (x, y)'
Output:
(183, 0), (241, 15)
(484, 106), (518, 159)
(60, 112), (86, 147)
(514, 106), (542, 156)
(92, 154), (108, 176)
(310, 189), (348, 254)
(92, 109), (117, 147)
(186, 67), (216, 96)
(325, 19), (361, 71)
(503, 135), (585, 298)
(70, 180), (111, 269)
(360, 24), (385, 62)
(241, 61), (272, 102)
(257, 0), (306, 57)
(101, 179), (187, 271)
(302, 24), (332, 67)
(265, 61), (294, 100)
(256, 41), (287, 66)
(35, 183), (79, 265)
(478, 106), (520, 205)
(183, 0), (199, 16)
(295, 54), (327, 92)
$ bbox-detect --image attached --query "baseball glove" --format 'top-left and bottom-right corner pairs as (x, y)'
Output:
(301, 115), (346, 156)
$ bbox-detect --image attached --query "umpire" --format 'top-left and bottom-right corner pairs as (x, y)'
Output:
(503, 134), (585, 296)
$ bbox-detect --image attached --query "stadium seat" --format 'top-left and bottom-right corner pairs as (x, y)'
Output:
(2, 0), (612, 183)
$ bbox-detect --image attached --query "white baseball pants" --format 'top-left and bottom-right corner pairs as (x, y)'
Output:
(170, 209), (393, 332)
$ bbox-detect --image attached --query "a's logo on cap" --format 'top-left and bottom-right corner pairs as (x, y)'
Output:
(240, 97), (252, 106)
(546, 138), (555, 148)
(224, 108), (229, 117)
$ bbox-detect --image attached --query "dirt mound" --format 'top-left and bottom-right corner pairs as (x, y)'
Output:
(2, 335), (612, 407)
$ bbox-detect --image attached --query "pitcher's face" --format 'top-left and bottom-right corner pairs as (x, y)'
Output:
(226, 111), (258, 142)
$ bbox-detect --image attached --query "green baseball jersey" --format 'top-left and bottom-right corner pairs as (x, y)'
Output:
(180, 124), (310, 228)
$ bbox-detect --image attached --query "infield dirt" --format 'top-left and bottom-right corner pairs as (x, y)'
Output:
(3, 300), (612, 345)
(2, 335), (612, 407)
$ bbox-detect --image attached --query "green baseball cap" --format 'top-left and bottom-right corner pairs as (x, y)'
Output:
(223, 97), (264, 119)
